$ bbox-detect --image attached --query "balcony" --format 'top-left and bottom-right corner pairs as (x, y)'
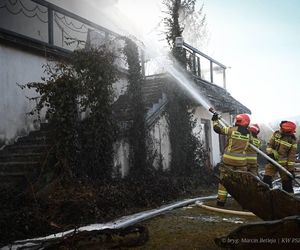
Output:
(0, 0), (227, 89)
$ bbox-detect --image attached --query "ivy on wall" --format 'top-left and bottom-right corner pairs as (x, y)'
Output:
(22, 46), (117, 180)
(123, 38), (150, 176)
(163, 0), (201, 176)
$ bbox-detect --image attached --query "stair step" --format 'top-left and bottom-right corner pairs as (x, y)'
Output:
(142, 82), (163, 88)
(28, 130), (52, 138)
(0, 171), (28, 177)
(40, 123), (51, 130)
(0, 153), (43, 162)
(144, 96), (162, 105)
(0, 175), (26, 189)
(0, 161), (40, 173)
(142, 86), (163, 93)
(144, 79), (164, 84)
(0, 145), (51, 154)
(142, 89), (163, 96)
(15, 136), (50, 145)
(143, 91), (162, 99)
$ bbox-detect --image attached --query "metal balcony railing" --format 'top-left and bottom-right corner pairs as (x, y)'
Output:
(0, 0), (119, 51)
(0, 0), (226, 87)
(175, 37), (227, 89)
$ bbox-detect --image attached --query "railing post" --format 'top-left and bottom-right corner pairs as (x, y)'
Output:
(210, 61), (213, 83)
(141, 50), (145, 77)
(48, 8), (53, 45)
(105, 31), (109, 44)
(197, 57), (201, 77)
(193, 52), (196, 75)
(223, 68), (226, 89)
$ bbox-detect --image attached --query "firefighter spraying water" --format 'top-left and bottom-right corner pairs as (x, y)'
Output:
(210, 110), (251, 207)
(208, 107), (300, 189)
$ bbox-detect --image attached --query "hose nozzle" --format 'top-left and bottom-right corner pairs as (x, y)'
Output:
(208, 107), (216, 114)
(209, 107), (220, 116)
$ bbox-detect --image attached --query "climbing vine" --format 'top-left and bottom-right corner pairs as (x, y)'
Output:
(22, 46), (117, 180)
(123, 38), (149, 176)
(163, 0), (187, 66)
(163, 0), (202, 176)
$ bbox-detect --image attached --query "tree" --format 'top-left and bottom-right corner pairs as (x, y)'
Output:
(162, 0), (204, 176)
(181, 3), (208, 50)
(123, 38), (148, 176)
(162, 0), (208, 52)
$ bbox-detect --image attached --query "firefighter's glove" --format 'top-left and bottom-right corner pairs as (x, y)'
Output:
(211, 114), (219, 121)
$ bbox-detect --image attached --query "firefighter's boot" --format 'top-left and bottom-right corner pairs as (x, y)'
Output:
(282, 179), (294, 193)
(262, 175), (273, 188)
(216, 183), (227, 207)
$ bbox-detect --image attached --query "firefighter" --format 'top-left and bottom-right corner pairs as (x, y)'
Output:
(212, 113), (251, 207)
(262, 121), (297, 193)
(246, 124), (261, 176)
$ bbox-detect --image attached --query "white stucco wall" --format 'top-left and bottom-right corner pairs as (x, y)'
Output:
(113, 139), (130, 177)
(112, 77), (128, 101)
(193, 107), (219, 166)
(192, 107), (232, 167)
(149, 115), (171, 170)
(113, 113), (171, 177)
(0, 41), (129, 140)
(0, 44), (47, 143)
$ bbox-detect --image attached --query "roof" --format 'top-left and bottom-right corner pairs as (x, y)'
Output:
(193, 76), (251, 115)
(112, 73), (251, 127)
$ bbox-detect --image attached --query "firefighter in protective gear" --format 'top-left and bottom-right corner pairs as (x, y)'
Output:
(262, 121), (297, 193)
(246, 124), (261, 175)
(212, 113), (251, 207)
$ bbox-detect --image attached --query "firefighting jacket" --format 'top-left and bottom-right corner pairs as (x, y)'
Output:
(266, 130), (297, 170)
(246, 134), (262, 165)
(213, 120), (250, 166)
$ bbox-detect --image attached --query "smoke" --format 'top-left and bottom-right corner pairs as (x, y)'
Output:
(82, 0), (213, 111)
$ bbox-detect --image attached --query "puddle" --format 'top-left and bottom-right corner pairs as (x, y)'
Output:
(222, 217), (245, 224)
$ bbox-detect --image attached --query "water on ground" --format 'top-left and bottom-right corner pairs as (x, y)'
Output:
(135, 198), (261, 250)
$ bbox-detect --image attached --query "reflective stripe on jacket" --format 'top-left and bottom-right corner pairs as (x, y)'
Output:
(266, 130), (297, 170)
(213, 120), (250, 166)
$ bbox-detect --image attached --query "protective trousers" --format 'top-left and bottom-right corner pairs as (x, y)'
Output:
(217, 164), (247, 206)
(247, 163), (258, 176)
(264, 163), (294, 193)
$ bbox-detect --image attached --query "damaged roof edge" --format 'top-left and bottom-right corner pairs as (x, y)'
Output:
(193, 76), (251, 115)
(159, 73), (251, 115)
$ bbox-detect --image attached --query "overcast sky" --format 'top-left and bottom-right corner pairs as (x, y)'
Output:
(55, 0), (300, 124)
(112, 0), (300, 124)
(202, 0), (300, 123)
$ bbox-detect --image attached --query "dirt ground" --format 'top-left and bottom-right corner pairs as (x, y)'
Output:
(67, 198), (259, 250)
(134, 198), (261, 250)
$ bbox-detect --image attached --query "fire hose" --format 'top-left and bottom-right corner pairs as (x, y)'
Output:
(208, 107), (300, 187)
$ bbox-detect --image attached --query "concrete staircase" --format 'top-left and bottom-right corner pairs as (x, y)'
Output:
(142, 76), (164, 109)
(0, 76), (168, 190)
(113, 75), (168, 128)
(0, 123), (52, 189)
(142, 75), (168, 127)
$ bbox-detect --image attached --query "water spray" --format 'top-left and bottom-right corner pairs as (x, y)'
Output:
(208, 108), (300, 185)
(88, 0), (298, 185)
